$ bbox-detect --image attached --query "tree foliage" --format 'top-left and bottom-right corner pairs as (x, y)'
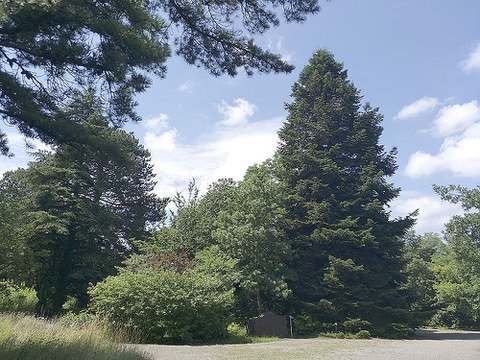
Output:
(431, 185), (480, 328)
(0, 0), (320, 155)
(276, 50), (415, 329)
(402, 231), (442, 326)
(0, 94), (165, 315)
(89, 246), (238, 344)
(213, 160), (291, 318)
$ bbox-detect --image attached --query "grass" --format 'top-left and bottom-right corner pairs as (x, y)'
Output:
(0, 313), (150, 360)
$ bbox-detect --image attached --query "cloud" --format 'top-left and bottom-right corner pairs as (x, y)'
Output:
(395, 97), (440, 120)
(217, 98), (256, 127)
(268, 37), (294, 63)
(391, 191), (464, 234)
(432, 101), (480, 136)
(0, 128), (52, 175)
(144, 113), (169, 130)
(143, 112), (283, 197)
(178, 80), (196, 92)
(404, 101), (480, 178)
(461, 43), (480, 73)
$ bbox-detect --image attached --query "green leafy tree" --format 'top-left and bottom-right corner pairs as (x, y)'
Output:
(403, 231), (442, 326)
(0, 0), (319, 155)
(276, 50), (415, 330)
(431, 185), (480, 328)
(213, 160), (291, 318)
(0, 169), (36, 284)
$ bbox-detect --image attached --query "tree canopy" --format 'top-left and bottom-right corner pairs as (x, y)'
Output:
(0, 94), (165, 314)
(0, 0), (320, 155)
(276, 49), (415, 330)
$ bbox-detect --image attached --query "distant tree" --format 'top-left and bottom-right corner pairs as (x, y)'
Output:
(0, 168), (35, 284)
(276, 50), (415, 331)
(0, 0), (320, 155)
(2, 94), (166, 315)
(403, 230), (443, 326)
(431, 185), (480, 328)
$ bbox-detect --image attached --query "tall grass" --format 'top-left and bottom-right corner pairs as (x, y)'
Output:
(0, 313), (150, 360)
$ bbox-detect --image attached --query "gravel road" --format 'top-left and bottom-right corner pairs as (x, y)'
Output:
(130, 329), (480, 360)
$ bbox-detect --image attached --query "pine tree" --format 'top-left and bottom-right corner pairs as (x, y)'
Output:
(276, 50), (415, 330)
(8, 94), (166, 315)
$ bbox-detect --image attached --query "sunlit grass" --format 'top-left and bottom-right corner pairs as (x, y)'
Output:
(0, 313), (150, 360)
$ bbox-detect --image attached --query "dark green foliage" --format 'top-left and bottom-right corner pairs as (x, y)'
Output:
(0, 0), (319, 155)
(0, 95), (165, 315)
(276, 50), (415, 327)
(342, 318), (371, 334)
(379, 323), (415, 339)
(0, 169), (36, 284)
(89, 246), (238, 344)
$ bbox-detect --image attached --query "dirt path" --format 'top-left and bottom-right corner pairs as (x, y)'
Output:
(130, 329), (480, 360)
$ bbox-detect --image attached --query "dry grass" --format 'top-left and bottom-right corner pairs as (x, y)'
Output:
(0, 313), (150, 360)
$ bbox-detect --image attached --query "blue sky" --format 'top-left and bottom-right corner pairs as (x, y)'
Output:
(2, 1), (480, 233)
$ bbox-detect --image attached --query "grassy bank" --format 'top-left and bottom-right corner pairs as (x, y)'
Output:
(0, 313), (150, 360)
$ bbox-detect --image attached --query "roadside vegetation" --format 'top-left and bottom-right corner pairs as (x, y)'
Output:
(1, 1), (479, 345)
(0, 313), (149, 360)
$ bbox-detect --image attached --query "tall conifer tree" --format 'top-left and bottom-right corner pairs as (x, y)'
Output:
(276, 50), (415, 329)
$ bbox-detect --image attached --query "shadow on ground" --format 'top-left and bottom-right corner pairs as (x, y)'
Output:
(415, 329), (480, 341)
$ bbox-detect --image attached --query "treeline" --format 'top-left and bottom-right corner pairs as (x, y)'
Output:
(1, 50), (479, 343)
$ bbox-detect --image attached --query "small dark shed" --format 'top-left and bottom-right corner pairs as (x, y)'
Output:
(247, 312), (288, 337)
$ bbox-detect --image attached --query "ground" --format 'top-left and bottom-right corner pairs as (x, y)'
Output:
(130, 329), (480, 360)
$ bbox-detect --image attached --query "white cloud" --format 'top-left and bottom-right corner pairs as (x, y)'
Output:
(461, 43), (480, 73)
(144, 113), (169, 130)
(217, 98), (256, 127)
(391, 192), (464, 234)
(432, 101), (480, 136)
(0, 127), (53, 175)
(395, 97), (440, 120)
(404, 101), (480, 178)
(178, 80), (196, 92)
(143, 112), (283, 197)
(268, 37), (294, 63)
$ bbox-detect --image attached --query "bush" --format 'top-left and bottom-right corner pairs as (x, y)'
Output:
(380, 323), (415, 339)
(89, 247), (237, 344)
(342, 318), (371, 333)
(354, 330), (371, 339)
(292, 314), (324, 336)
(0, 280), (38, 314)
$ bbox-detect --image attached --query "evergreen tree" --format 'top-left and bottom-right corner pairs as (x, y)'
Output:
(3, 95), (166, 315)
(276, 50), (415, 330)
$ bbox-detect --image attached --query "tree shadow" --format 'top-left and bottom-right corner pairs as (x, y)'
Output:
(415, 329), (480, 341)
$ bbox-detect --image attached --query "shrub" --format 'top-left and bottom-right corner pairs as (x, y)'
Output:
(0, 280), (38, 314)
(89, 246), (237, 344)
(342, 318), (371, 333)
(292, 314), (323, 336)
(354, 330), (371, 339)
(380, 323), (415, 339)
